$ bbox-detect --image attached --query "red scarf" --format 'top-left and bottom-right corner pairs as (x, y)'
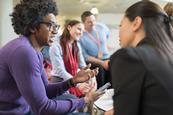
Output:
(63, 43), (84, 97)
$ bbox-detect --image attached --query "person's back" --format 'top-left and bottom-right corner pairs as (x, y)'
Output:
(137, 45), (173, 115)
(110, 1), (173, 115)
(111, 42), (173, 115)
(0, 37), (34, 114)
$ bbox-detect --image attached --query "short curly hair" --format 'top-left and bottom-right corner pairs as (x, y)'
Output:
(164, 2), (173, 26)
(11, 0), (58, 36)
(164, 2), (173, 17)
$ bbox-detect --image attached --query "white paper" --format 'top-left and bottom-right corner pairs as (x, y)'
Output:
(94, 89), (114, 111)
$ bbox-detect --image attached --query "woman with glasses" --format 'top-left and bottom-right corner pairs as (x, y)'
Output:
(110, 1), (173, 115)
(0, 0), (103, 114)
(50, 20), (97, 98)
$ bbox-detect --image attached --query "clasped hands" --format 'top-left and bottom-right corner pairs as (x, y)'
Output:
(72, 64), (105, 104)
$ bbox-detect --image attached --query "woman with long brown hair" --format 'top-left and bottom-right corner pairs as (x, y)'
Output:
(50, 20), (97, 98)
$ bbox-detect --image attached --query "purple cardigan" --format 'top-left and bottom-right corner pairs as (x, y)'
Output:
(0, 36), (85, 115)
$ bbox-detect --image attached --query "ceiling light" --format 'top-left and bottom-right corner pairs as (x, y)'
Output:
(90, 6), (99, 15)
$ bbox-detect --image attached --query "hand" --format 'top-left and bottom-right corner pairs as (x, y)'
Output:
(72, 64), (99, 84)
(104, 109), (114, 115)
(78, 82), (91, 94)
(101, 60), (110, 70)
(84, 88), (105, 104)
(78, 77), (97, 94)
(87, 77), (97, 91)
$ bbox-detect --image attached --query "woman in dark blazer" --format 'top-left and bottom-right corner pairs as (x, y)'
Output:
(110, 1), (173, 115)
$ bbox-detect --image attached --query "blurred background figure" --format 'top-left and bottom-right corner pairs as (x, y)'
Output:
(41, 34), (60, 80)
(50, 20), (97, 97)
(79, 11), (111, 88)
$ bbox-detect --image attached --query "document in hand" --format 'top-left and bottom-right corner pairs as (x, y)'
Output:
(94, 89), (114, 111)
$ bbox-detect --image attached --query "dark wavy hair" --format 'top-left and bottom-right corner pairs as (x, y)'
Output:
(11, 0), (58, 36)
(125, 1), (173, 61)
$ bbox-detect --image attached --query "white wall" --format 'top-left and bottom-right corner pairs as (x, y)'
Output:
(0, 1), (123, 52)
(97, 13), (123, 54)
(0, 0), (17, 47)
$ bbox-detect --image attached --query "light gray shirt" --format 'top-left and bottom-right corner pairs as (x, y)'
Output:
(50, 39), (86, 81)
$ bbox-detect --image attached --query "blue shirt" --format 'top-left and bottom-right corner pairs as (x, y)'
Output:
(0, 36), (85, 115)
(79, 23), (110, 60)
(96, 22), (110, 39)
(41, 34), (60, 63)
(41, 46), (51, 62)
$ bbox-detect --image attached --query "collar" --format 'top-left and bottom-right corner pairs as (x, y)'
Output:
(136, 38), (153, 47)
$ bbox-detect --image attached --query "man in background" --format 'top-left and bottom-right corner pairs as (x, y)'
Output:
(79, 11), (111, 88)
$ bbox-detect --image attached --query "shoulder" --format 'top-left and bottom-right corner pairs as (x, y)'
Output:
(110, 45), (159, 67)
(96, 23), (109, 29)
(77, 42), (82, 48)
(50, 40), (62, 51)
(9, 37), (37, 59)
(110, 48), (141, 62)
(79, 32), (88, 41)
(96, 23), (110, 32)
(9, 44), (41, 69)
(16, 46), (40, 60)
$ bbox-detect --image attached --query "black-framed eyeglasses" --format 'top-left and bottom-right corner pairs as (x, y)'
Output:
(39, 21), (60, 31)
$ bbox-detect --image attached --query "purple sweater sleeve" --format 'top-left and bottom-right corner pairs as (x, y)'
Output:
(9, 46), (85, 115)
(41, 64), (70, 98)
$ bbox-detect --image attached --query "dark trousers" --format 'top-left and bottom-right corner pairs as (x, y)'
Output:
(86, 61), (111, 88)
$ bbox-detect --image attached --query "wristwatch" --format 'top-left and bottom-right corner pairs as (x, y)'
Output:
(67, 78), (76, 87)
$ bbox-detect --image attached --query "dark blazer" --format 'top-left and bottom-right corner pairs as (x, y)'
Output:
(110, 40), (173, 115)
